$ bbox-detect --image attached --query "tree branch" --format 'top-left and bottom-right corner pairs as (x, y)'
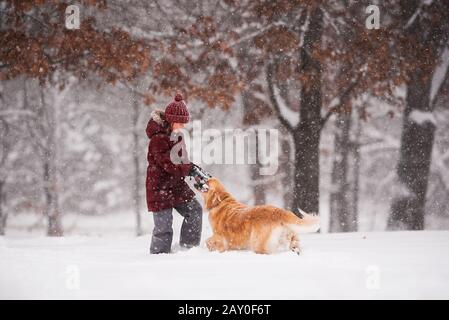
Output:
(266, 59), (294, 133)
(431, 46), (449, 109)
(22, 11), (54, 32)
(119, 80), (148, 98)
(320, 75), (359, 128)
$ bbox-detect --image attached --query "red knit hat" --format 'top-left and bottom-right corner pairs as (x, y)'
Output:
(164, 93), (190, 124)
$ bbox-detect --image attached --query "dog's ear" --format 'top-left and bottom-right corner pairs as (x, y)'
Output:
(205, 188), (222, 209)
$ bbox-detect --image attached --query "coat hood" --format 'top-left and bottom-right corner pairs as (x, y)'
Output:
(146, 109), (169, 139)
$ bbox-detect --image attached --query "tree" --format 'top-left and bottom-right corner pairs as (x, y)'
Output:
(0, 79), (46, 235)
(0, 0), (152, 235)
(388, 0), (449, 230)
(124, 80), (148, 236)
(1, 0), (250, 235)
(329, 105), (364, 232)
(0, 85), (14, 235)
(225, 0), (404, 217)
(26, 84), (64, 236)
(236, 36), (272, 206)
(266, 4), (324, 215)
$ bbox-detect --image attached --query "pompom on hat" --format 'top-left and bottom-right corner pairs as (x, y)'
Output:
(164, 93), (190, 124)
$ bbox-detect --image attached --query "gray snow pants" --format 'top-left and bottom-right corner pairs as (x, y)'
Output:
(150, 198), (202, 254)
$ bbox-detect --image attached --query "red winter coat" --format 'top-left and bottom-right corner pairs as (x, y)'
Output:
(145, 110), (194, 212)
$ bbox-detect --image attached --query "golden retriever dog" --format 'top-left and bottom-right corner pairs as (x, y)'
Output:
(201, 178), (320, 254)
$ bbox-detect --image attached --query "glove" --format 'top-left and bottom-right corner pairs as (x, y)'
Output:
(188, 164), (211, 192)
(188, 163), (210, 179)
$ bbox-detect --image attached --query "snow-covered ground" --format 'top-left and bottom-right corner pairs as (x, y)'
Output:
(1, 228), (449, 299)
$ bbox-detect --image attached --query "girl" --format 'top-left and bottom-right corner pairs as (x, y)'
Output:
(145, 93), (206, 254)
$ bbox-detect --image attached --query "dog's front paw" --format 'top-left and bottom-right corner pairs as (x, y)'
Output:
(206, 238), (214, 251)
(206, 237), (226, 252)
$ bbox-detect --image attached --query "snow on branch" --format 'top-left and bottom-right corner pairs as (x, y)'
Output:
(252, 91), (270, 106)
(226, 20), (288, 49)
(360, 127), (400, 153)
(430, 46), (449, 107)
(321, 7), (340, 36)
(298, 9), (310, 48)
(0, 109), (36, 118)
(321, 75), (360, 128)
(404, 0), (434, 30)
(433, 149), (449, 191)
(265, 61), (298, 132)
(409, 110), (436, 126)
(121, 26), (175, 41)
(272, 85), (299, 128)
(404, 6), (422, 29)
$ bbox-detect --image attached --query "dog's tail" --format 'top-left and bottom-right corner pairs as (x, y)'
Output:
(283, 208), (320, 233)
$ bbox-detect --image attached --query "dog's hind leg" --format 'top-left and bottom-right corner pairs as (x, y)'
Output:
(289, 232), (301, 255)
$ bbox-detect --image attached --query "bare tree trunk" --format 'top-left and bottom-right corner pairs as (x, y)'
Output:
(329, 110), (358, 232)
(241, 91), (267, 205)
(132, 92), (142, 236)
(0, 92), (9, 235)
(0, 119), (9, 236)
(387, 0), (446, 230)
(250, 166), (266, 205)
(330, 112), (351, 232)
(387, 0), (449, 229)
(292, 125), (321, 215)
(40, 88), (63, 237)
(351, 114), (361, 229)
(280, 127), (293, 210)
(266, 7), (323, 216)
(291, 7), (323, 215)
(43, 150), (63, 236)
(251, 130), (266, 205)
(22, 81), (62, 235)
(0, 180), (5, 235)
(388, 71), (434, 230)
